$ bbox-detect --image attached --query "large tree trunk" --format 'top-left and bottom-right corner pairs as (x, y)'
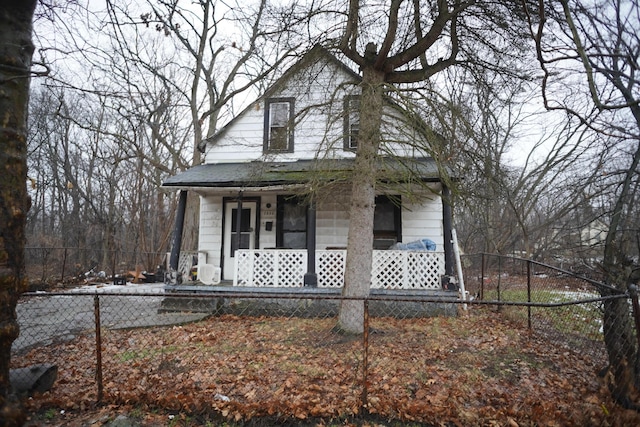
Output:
(337, 63), (385, 334)
(178, 126), (203, 256)
(181, 191), (200, 253)
(0, 1), (37, 424)
(600, 132), (640, 407)
(601, 239), (640, 407)
(602, 292), (640, 407)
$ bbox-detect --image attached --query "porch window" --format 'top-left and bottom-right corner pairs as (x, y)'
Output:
(277, 196), (307, 249)
(230, 207), (252, 255)
(343, 95), (360, 151)
(374, 195), (401, 249)
(264, 98), (294, 152)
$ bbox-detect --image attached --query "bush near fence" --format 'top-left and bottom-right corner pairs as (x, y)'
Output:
(12, 285), (640, 426)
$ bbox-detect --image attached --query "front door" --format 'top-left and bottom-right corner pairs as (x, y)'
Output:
(223, 200), (258, 280)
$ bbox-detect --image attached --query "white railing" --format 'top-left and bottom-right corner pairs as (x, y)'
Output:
(234, 249), (445, 290)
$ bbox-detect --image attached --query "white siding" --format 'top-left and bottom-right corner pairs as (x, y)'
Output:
(316, 191), (351, 248)
(198, 196), (223, 267)
(204, 55), (359, 164)
(298, 186), (444, 250)
(203, 50), (431, 166)
(258, 194), (277, 249)
(401, 191), (444, 249)
(204, 105), (264, 163)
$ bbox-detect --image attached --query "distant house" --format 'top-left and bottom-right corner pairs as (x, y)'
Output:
(162, 46), (456, 291)
(579, 218), (608, 248)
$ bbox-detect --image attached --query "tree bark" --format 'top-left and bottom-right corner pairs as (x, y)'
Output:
(338, 63), (385, 334)
(0, 1), (37, 424)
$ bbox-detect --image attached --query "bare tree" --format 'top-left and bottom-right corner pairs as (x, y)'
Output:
(319, 0), (532, 333)
(524, 0), (640, 407)
(0, 1), (37, 423)
(104, 0), (299, 253)
(27, 1), (296, 276)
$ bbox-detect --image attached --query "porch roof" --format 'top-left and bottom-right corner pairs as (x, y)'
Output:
(162, 157), (442, 189)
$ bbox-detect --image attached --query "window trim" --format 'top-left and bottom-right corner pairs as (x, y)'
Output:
(264, 97), (295, 153)
(343, 95), (360, 151)
(374, 195), (402, 248)
(276, 195), (308, 249)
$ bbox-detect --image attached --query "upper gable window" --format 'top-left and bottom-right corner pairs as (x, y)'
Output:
(264, 98), (294, 152)
(343, 95), (360, 151)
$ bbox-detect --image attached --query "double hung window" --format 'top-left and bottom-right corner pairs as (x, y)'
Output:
(265, 98), (294, 152)
(344, 95), (360, 150)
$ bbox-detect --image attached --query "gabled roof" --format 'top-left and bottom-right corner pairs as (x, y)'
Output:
(203, 45), (361, 148)
(162, 157), (441, 189)
(262, 44), (362, 98)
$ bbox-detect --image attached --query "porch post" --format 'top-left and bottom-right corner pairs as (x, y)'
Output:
(442, 184), (456, 290)
(304, 198), (317, 287)
(169, 190), (188, 276)
(235, 191), (243, 252)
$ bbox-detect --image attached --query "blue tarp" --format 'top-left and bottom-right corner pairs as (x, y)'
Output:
(391, 238), (436, 251)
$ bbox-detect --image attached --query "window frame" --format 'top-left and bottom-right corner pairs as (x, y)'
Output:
(264, 97), (295, 153)
(276, 195), (308, 249)
(343, 95), (360, 151)
(373, 195), (402, 249)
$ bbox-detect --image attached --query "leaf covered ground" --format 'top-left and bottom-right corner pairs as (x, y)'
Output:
(16, 306), (640, 426)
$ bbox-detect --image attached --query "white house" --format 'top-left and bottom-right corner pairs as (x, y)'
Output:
(162, 46), (456, 291)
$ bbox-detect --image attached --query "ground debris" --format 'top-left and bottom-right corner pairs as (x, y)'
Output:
(17, 307), (640, 426)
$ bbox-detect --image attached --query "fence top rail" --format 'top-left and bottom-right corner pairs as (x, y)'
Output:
(472, 252), (620, 295)
(19, 290), (628, 307)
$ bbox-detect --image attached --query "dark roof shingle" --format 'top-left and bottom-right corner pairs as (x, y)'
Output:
(162, 158), (441, 189)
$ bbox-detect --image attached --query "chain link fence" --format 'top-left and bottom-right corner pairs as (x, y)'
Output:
(11, 254), (640, 425)
(24, 247), (170, 289)
(461, 253), (633, 361)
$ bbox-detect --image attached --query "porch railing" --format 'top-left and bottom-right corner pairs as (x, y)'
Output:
(234, 249), (445, 290)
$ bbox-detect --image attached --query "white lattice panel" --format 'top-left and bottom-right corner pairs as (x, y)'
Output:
(179, 251), (198, 276)
(234, 251), (254, 286)
(406, 252), (444, 289)
(234, 250), (306, 287)
(252, 250), (276, 286)
(273, 250), (306, 287)
(372, 251), (404, 289)
(235, 249), (444, 290)
(317, 250), (346, 288)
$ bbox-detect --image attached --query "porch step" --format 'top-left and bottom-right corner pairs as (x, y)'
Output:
(158, 295), (223, 314)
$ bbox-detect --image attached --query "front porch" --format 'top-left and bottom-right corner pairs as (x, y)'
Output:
(162, 248), (453, 315)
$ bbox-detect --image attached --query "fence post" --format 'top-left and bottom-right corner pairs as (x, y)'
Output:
(527, 260), (532, 330)
(361, 299), (369, 410)
(480, 253), (485, 300)
(111, 250), (117, 284)
(94, 295), (103, 403)
(61, 247), (67, 284)
(497, 256), (502, 307)
(628, 285), (640, 353)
